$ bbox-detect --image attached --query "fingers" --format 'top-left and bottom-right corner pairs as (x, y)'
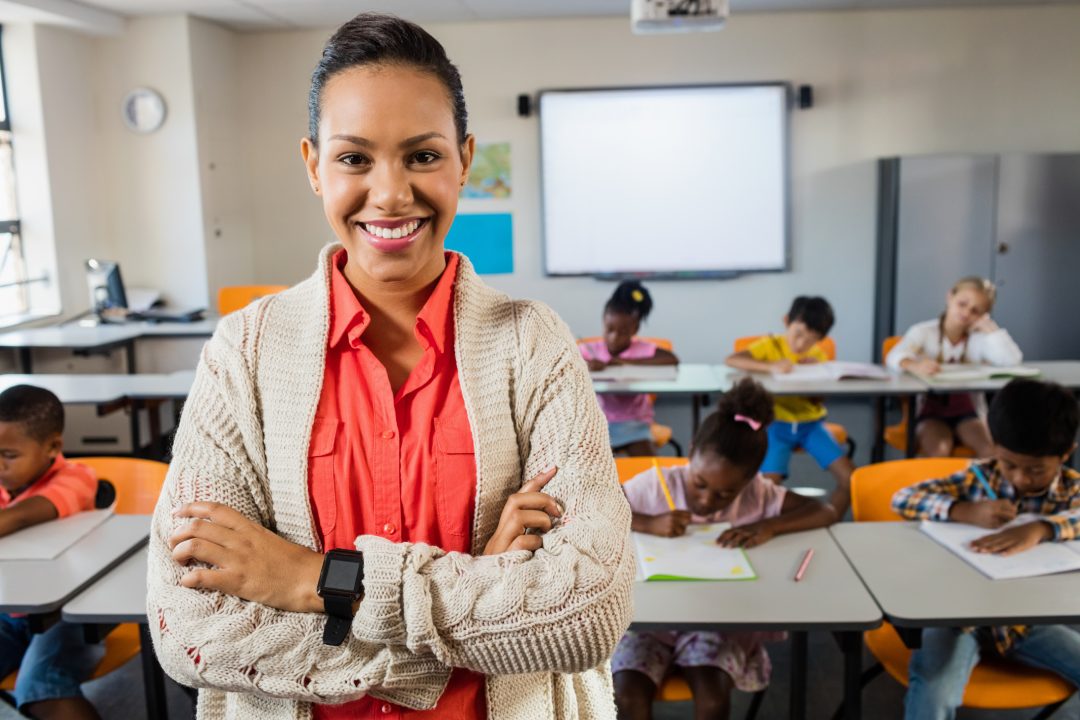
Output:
(168, 517), (234, 551)
(520, 467), (558, 494)
(179, 567), (231, 592)
(172, 536), (230, 568)
(506, 491), (563, 519)
(508, 534), (543, 553)
(172, 502), (248, 530)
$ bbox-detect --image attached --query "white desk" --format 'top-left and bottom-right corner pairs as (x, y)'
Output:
(831, 522), (1080, 628)
(916, 360), (1080, 393)
(633, 528), (880, 720)
(592, 364), (729, 431)
(0, 514), (149, 616)
(0, 319), (216, 372)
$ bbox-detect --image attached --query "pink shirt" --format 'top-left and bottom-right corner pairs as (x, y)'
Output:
(580, 339), (657, 424)
(622, 465), (786, 525)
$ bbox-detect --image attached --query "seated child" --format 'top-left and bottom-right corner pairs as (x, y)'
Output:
(580, 280), (678, 457)
(724, 295), (852, 518)
(0, 384), (103, 720)
(613, 378), (836, 720)
(892, 378), (1080, 720)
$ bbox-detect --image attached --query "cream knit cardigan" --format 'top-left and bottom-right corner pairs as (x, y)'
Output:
(146, 245), (634, 720)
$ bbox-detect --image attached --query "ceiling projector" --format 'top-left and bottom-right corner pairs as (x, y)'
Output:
(631, 0), (729, 34)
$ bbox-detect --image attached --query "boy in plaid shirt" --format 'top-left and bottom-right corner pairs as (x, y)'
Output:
(892, 378), (1080, 720)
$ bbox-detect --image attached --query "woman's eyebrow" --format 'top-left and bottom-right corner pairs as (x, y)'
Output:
(327, 132), (447, 148)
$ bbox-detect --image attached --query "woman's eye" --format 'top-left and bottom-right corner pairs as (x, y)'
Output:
(339, 154), (369, 167)
(412, 150), (441, 165)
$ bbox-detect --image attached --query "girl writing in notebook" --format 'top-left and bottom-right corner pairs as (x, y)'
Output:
(886, 276), (1023, 458)
(614, 379), (835, 720)
(580, 281), (678, 456)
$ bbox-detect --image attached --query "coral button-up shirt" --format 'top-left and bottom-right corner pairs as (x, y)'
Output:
(310, 250), (485, 720)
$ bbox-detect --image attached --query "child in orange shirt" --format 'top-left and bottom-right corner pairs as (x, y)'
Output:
(0, 384), (103, 720)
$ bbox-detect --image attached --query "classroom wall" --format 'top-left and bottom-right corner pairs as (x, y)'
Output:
(232, 6), (1080, 362)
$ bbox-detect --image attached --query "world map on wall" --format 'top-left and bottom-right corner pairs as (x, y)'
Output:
(462, 142), (511, 199)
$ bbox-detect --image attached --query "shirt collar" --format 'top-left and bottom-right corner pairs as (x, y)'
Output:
(327, 250), (459, 355)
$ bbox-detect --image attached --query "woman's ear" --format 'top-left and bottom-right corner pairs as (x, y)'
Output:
(458, 134), (476, 188)
(300, 137), (321, 195)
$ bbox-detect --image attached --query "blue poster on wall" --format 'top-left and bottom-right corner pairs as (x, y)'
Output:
(444, 213), (514, 275)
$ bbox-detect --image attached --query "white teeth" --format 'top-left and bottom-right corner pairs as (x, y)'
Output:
(363, 220), (421, 240)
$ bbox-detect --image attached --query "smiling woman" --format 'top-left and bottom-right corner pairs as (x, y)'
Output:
(145, 12), (633, 720)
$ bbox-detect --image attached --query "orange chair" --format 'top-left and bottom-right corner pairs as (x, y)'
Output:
(615, 456), (766, 716)
(217, 284), (288, 316)
(2, 458), (169, 697)
(579, 336), (683, 456)
(881, 336), (974, 458)
(732, 335), (854, 459)
(849, 459), (1076, 712)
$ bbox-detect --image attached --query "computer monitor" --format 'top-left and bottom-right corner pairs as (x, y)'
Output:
(85, 259), (127, 315)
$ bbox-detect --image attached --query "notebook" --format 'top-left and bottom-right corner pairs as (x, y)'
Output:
(911, 364), (1041, 384)
(591, 364), (678, 382)
(770, 361), (891, 383)
(634, 522), (757, 581)
(0, 508), (114, 561)
(920, 516), (1080, 580)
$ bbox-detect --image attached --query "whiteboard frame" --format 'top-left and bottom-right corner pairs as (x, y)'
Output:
(537, 82), (793, 279)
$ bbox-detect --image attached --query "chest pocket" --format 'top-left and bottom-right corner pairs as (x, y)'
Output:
(308, 417), (340, 538)
(434, 417), (477, 539)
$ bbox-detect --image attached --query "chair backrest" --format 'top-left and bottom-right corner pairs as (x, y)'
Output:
(614, 456), (688, 484)
(733, 334), (836, 360)
(577, 336), (674, 352)
(217, 285), (288, 316)
(851, 458), (969, 522)
(77, 457), (169, 515)
(882, 335), (901, 363)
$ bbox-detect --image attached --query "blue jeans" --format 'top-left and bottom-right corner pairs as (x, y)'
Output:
(905, 625), (1080, 720)
(0, 614), (103, 708)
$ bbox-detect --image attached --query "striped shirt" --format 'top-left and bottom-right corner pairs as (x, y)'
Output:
(892, 459), (1080, 654)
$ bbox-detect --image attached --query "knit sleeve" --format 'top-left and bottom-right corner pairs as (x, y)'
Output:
(349, 301), (635, 676)
(146, 313), (451, 710)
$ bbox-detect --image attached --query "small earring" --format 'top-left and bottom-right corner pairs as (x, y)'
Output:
(313, 184), (320, 193)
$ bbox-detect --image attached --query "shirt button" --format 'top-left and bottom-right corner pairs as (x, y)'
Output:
(381, 430), (395, 440)
(380, 703), (392, 714)
(383, 523), (396, 535)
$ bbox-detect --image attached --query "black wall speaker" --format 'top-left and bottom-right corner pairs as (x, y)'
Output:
(797, 85), (814, 110)
(517, 94), (532, 117)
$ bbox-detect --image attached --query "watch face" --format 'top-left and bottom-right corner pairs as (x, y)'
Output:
(324, 556), (363, 593)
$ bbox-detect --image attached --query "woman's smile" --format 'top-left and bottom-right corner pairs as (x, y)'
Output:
(357, 217), (430, 253)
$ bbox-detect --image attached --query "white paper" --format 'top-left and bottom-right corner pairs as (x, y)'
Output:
(920, 517), (1080, 580)
(634, 522), (757, 581)
(591, 365), (678, 382)
(770, 361), (890, 383)
(0, 509), (114, 560)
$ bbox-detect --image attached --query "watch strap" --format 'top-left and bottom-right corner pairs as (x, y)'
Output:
(322, 594), (354, 646)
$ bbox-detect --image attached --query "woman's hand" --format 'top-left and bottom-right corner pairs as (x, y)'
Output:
(970, 314), (1000, 334)
(169, 502), (325, 613)
(970, 521), (1052, 555)
(483, 468), (562, 555)
(949, 499), (1017, 529)
(717, 520), (776, 549)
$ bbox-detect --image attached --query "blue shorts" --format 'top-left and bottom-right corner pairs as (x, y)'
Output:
(761, 419), (844, 477)
(0, 615), (104, 708)
(608, 420), (653, 449)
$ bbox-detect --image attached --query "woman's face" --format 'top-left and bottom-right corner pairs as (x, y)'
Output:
(302, 64), (474, 286)
(945, 287), (991, 331)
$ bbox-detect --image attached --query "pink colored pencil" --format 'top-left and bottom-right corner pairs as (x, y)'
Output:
(793, 549), (815, 582)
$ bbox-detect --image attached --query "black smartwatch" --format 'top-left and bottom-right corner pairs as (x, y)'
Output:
(316, 549), (365, 646)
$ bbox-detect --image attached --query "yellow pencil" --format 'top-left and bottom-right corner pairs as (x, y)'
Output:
(652, 458), (676, 511)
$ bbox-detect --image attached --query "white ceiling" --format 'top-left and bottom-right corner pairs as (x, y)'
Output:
(69, 0), (1080, 31)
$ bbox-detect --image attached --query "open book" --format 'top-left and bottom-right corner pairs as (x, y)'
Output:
(770, 361), (890, 383)
(591, 364), (678, 382)
(910, 364), (1041, 384)
(920, 516), (1080, 580)
(634, 522), (756, 581)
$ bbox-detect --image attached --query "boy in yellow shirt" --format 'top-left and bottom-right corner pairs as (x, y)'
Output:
(726, 296), (853, 518)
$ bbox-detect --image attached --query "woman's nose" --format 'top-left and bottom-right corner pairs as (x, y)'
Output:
(368, 163), (414, 213)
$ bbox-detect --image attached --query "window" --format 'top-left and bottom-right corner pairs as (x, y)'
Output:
(0, 27), (27, 321)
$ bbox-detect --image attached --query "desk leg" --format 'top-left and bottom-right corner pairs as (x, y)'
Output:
(871, 397), (885, 463)
(125, 341), (137, 374)
(129, 399), (143, 457)
(692, 394), (703, 434)
(18, 347), (32, 373)
(139, 624), (168, 720)
(840, 631), (862, 720)
(789, 631), (807, 720)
